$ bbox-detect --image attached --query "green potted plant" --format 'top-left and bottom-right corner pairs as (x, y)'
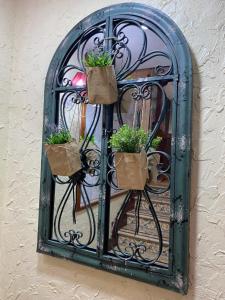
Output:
(45, 128), (81, 176)
(109, 125), (148, 190)
(109, 125), (162, 190)
(84, 51), (118, 105)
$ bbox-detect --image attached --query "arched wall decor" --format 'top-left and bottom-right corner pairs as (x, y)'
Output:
(37, 3), (192, 294)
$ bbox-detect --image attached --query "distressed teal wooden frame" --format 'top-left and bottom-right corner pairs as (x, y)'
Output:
(37, 3), (192, 294)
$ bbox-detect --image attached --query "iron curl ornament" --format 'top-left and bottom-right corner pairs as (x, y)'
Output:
(52, 17), (173, 260)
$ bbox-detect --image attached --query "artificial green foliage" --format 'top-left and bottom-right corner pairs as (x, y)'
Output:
(84, 51), (112, 67)
(109, 125), (162, 153)
(46, 129), (72, 145)
(151, 136), (162, 149)
(109, 125), (148, 153)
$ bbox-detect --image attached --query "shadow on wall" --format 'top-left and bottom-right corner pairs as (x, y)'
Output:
(188, 49), (201, 298)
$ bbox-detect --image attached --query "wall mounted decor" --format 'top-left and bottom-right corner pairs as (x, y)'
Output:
(37, 2), (192, 294)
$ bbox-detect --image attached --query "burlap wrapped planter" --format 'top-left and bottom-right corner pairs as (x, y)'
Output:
(45, 141), (81, 176)
(115, 151), (148, 190)
(86, 65), (118, 105)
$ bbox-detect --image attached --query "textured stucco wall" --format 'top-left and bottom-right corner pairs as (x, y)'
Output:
(1, 0), (225, 299)
(0, 0), (14, 298)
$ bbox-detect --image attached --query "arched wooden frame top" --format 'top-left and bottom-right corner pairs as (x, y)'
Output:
(38, 2), (192, 294)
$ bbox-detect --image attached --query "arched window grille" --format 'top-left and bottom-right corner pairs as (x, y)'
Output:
(38, 3), (192, 294)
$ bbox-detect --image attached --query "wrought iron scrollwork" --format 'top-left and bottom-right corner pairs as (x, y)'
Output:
(107, 77), (171, 264)
(52, 139), (101, 248)
(107, 143), (170, 264)
(52, 93), (102, 249)
(53, 171), (96, 248)
(56, 24), (105, 88)
(112, 20), (173, 81)
(50, 21), (109, 249)
(52, 17), (172, 261)
(111, 190), (163, 265)
(39, 2), (193, 292)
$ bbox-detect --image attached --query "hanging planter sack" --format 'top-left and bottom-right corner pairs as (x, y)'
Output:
(115, 151), (148, 190)
(45, 141), (81, 176)
(86, 65), (118, 105)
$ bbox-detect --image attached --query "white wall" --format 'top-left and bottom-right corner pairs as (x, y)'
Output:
(0, 0), (14, 297)
(1, 0), (225, 299)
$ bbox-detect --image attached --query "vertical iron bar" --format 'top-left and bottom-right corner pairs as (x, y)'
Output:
(97, 15), (114, 257)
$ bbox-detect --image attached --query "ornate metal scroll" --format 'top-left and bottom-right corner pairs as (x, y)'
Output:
(52, 101), (101, 247)
(112, 19), (173, 80)
(56, 24), (106, 89)
(108, 80), (171, 264)
(51, 24), (106, 248)
(51, 17), (172, 258)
